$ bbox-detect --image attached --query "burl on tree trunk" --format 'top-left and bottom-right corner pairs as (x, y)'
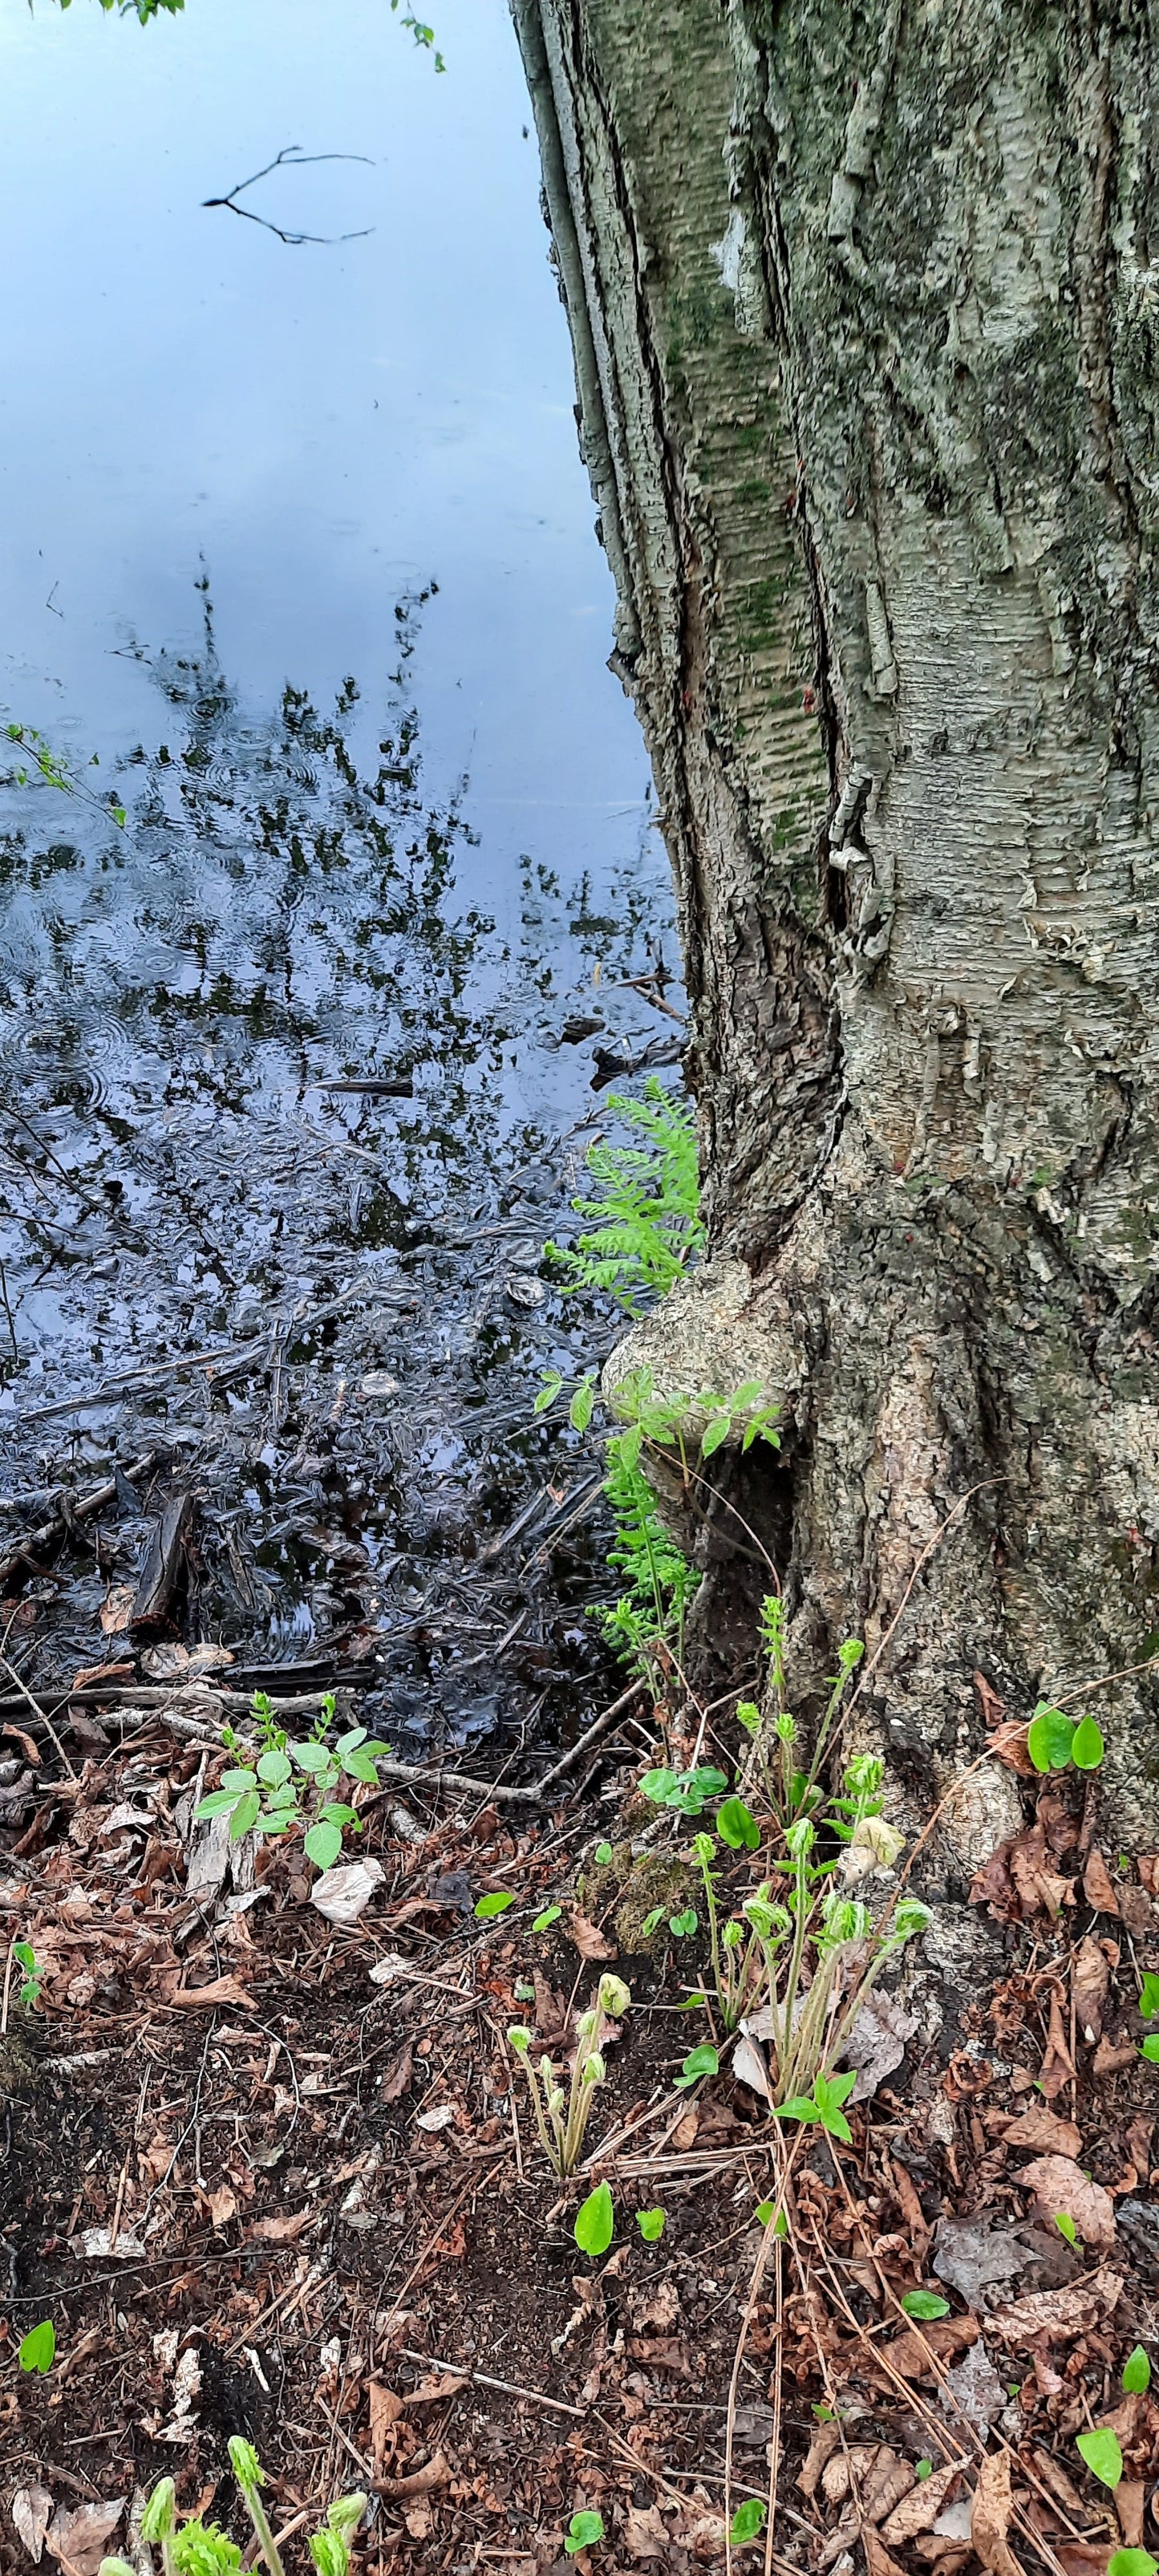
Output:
(511, 0), (1159, 1856)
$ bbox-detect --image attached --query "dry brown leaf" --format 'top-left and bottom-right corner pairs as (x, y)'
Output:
(879, 2463), (961, 2546)
(971, 2451), (1019, 2576)
(1074, 1936), (1112, 2044)
(671, 2108), (699, 2150)
(378, 2451), (450, 2500)
(862, 2529), (906, 2576)
(1057, 2549), (1113, 2576)
(379, 2040), (414, 2103)
(987, 2267), (1122, 2345)
(1116, 2484), (1146, 2549)
(1084, 1848), (1120, 1916)
(797, 2421), (841, 2497)
(875, 2317), (979, 2380)
(823, 2448), (881, 2508)
(405, 2371), (468, 2403)
(1092, 2031), (1137, 2076)
(310, 1858), (385, 1926)
(205, 2185), (237, 2229)
(2, 1722), (40, 1765)
(368, 2382), (403, 2467)
(1138, 1856), (1159, 1897)
(913, 2545), (972, 2572)
(1125, 2114), (1154, 2179)
(247, 2209), (313, 2243)
(568, 1907), (617, 1961)
(1038, 1989), (1076, 2099)
(1002, 2103), (1083, 2156)
(1017, 2153), (1116, 2248)
(12, 2487), (54, 2566)
(890, 2158), (930, 2248)
(622, 2506), (670, 2561)
(169, 1975), (254, 2010)
(99, 1584), (136, 1636)
(987, 1722), (1037, 1776)
(864, 2454), (916, 2525)
(45, 2501), (124, 2576)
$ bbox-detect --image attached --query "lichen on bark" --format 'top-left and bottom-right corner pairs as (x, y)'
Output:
(511, 0), (1159, 1853)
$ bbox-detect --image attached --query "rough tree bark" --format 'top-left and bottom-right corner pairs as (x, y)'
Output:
(511, 0), (1159, 1862)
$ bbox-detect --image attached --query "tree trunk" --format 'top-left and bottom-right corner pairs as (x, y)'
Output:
(511, 0), (1159, 1859)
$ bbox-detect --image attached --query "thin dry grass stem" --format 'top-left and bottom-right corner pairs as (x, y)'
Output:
(723, 2134), (804, 2576)
(763, 2237), (784, 2576)
(1052, 1648), (1159, 1707)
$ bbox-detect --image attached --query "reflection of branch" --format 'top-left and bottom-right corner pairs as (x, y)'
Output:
(202, 144), (375, 247)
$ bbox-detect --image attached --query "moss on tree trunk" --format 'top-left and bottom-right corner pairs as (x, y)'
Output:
(512, 0), (1159, 1857)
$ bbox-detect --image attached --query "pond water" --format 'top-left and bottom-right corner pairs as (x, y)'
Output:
(0, 0), (676, 1758)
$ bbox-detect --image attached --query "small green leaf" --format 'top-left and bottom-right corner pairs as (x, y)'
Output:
(194, 1788), (241, 1817)
(1076, 2427), (1123, 2490)
(729, 2501), (766, 2547)
(569, 1380), (595, 1433)
(221, 1766), (258, 1791)
(1139, 1974), (1159, 2021)
(668, 1909), (698, 1937)
(700, 1414), (731, 1458)
(1054, 2212), (1079, 2248)
(563, 2513), (604, 2558)
(303, 1819), (342, 1871)
(1122, 2345), (1151, 2394)
(677, 1990), (707, 2010)
(776, 2092), (821, 2124)
(534, 1373), (563, 1415)
(1027, 1707), (1075, 1772)
(1071, 1714), (1104, 1771)
(1108, 2554), (1159, 2576)
(639, 1767), (679, 1806)
(533, 1905), (562, 1932)
(18, 2320), (55, 2374)
(1141, 2034), (1159, 2063)
(594, 1841), (614, 1866)
(293, 1740), (333, 1775)
(475, 1890), (516, 1920)
(637, 2207), (666, 2242)
(675, 2044), (718, 2090)
(228, 1791), (261, 1840)
(574, 2181), (614, 2258)
(900, 2290), (950, 2320)
(716, 1795), (760, 1852)
(640, 1908), (667, 1937)
(915, 2461), (932, 2482)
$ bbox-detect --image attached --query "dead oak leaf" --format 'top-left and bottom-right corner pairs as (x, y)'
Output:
(1038, 1990), (1076, 2100)
(622, 2505), (670, 2561)
(45, 2501), (125, 2576)
(862, 2529), (906, 2576)
(1074, 1936), (1112, 2045)
(568, 1906), (616, 1961)
(169, 1975), (254, 2010)
(1017, 2154), (1116, 2249)
(971, 2451), (1019, 2576)
(986, 2267), (1122, 2347)
(879, 2462), (962, 2546)
(12, 2487), (54, 2566)
(1084, 1848), (1120, 1917)
(1001, 2104), (1083, 2157)
(377, 2452), (450, 2501)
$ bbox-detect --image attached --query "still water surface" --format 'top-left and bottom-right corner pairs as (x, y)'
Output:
(0, 0), (674, 1730)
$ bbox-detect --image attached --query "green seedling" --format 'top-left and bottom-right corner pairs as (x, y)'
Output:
(1108, 2556), (1158, 2576)
(13, 1942), (42, 2007)
(915, 2461), (933, 2481)
(1139, 1974), (1159, 2020)
(729, 2501), (767, 2547)
(18, 2320), (55, 2373)
(1054, 2213), (1080, 2248)
(1027, 1705), (1104, 1774)
(1076, 2427), (1123, 2490)
(574, 2180), (614, 2259)
(675, 2043), (718, 2090)
(637, 2207), (666, 2241)
(508, 1974), (630, 2176)
(639, 1765), (727, 1816)
(687, 1829), (767, 2030)
(103, 2452), (366, 2576)
(563, 2513), (605, 2558)
(197, 1690), (390, 1872)
(475, 1891), (515, 1920)
(1141, 2036), (1159, 2064)
(594, 1841), (614, 1866)
(899, 2290), (950, 2321)
(533, 1905), (562, 1932)
(1122, 2346), (1151, 2394)
(716, 1795), (760, 1852)
(776, 2067), (857, 2144)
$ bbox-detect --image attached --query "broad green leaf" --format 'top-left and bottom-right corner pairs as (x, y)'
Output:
(675, 2045), (718, 2089)
(594, 1841), (614, 1865)
(1108, 2554), (1158, 2576)
(900, 2290), (950, 2320)
(1076, 2427), (1123, 2490)
(564, 2513), (604, 2558)
(716, 1795), (760, 1851)
(1071, 1714), (1104, 1771)
(194, 1788), (241, 1817)
(475, 1890), (515, 1920)
(569, 1381), (595, 1433)
(574, 2181), (614, 2258)
(639, 1768), (679, 1806)
(915, 2461), (933, 2481)
(304, 1819), (342, 1871)
(221, 1767), (258, 1791)
(335, 1728), (367, 1756)
(257, 1748), (292, 1786)
(18, 2320), (55, 2373)
(228, 1791), (261, 1840)
(640, 1908), (666, 1937)
(1122, 2346), (1151, 2394)
(1139, 1974), (1159, 2021)
(533, 1373), (563, 1415)
(637, 2208), (666, 2241)
(1054, 2213), (1079, 2247)
(318, 1802), (359, 1827)
(1027, 1707), (1075, 1772)
(533, 1905), (562, 1932)
(700, 1414), (730, 1458)
(342, 1749), (382, 1783)
(293, 1741), (333, 1775)
(776, 2093), (821, 2124)
(668, 1909), (698, 1937)
(1141, 2035), (1159, 2063)
(729, 2502), (766, 2546)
